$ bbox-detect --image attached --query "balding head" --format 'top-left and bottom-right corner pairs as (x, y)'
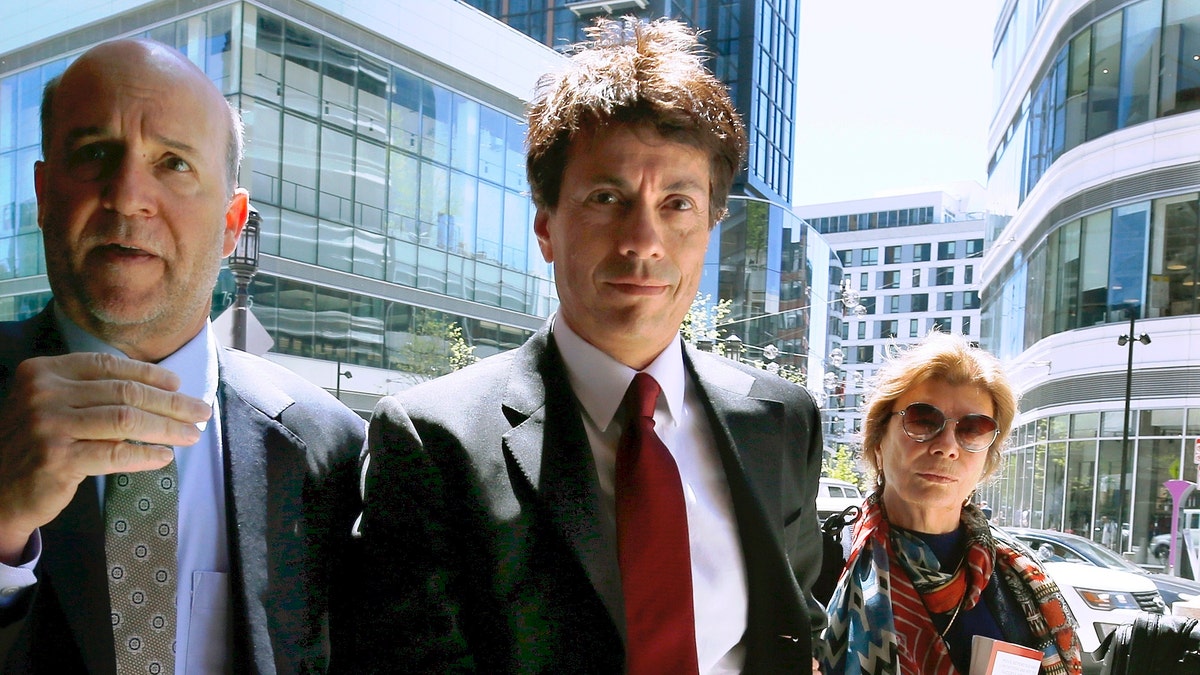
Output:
(41, 39), (244, 191)
(33, 36), (250, 361)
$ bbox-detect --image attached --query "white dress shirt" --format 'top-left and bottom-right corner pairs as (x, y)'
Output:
(553, 318), (749, 674)
(0, 309), (231, 674)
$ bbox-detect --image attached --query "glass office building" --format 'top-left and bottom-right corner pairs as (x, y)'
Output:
(981, 0), (1200, 561)
(0, 0), (563, 412)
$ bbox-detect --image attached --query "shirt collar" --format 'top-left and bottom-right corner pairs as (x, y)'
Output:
(53, 304), (220, 429)
(551, 314), (686, 432)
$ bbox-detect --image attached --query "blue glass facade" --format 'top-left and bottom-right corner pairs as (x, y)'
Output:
(462, 0), (798, 206)
(989, 0), (1200, 221)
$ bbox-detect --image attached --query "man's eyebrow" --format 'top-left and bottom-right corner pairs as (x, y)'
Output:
(588, 174), (707, 193)
(153, 133), (200, 157)
(61, 126), (107, 148)
(59, 127), (199, 157)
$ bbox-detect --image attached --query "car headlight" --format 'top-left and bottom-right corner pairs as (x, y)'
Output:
(1076, 588), (1140, 611)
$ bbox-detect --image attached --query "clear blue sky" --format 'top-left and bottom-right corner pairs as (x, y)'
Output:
(792, 0), (999, 205)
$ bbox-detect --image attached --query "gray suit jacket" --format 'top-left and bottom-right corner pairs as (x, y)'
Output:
(0, 306), (367, 674)
(353, 323), (824, 674)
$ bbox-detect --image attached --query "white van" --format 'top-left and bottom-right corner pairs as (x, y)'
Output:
(816, 477), (864, 520)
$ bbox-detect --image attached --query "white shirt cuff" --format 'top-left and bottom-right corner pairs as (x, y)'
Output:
(0, 529), (41, 608)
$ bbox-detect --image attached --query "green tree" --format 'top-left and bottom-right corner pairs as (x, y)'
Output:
(401, 311), (477, 378)
(447, 322), (478, 371)
(681, 292), (808, 387)
(823, 445), (863, 486)
(680, 292), (732, 347)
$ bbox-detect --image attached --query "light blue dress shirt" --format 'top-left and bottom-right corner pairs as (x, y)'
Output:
(0, 309), (231, 674)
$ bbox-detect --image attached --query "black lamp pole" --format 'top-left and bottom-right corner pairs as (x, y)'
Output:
(1116, 304), (1151, 552)
(228, 205), (262, 352)
(335, 361), (352, 400)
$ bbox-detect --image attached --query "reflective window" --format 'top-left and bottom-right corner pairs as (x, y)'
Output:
(1149, 194), (1199, 317)
(283, 23), (321, 117)
(1108, 202), (1149, 314)
(1162, 0), (1200, 116)
(1079, 212), (1112, 326)
(1087, 13), (1123, 140)
(1119, 0), (1162, 127)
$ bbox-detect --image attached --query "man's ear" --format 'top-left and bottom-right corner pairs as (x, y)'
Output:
(534, 207), (554, 263)
(34, 160), (46, 231)
(221, 188), (250, 257)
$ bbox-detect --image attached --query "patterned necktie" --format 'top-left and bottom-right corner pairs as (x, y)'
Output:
(615, 373), (699, 675)
(104, 458), (179, 675)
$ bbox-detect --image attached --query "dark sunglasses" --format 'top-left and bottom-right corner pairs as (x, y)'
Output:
(888, 402), (999, 452)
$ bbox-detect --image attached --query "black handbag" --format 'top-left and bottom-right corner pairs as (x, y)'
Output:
(1098, 611), (1200, 674)
(813, 505), (861, 606)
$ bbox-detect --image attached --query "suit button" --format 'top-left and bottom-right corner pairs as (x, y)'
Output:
(292, 520), (303, 537)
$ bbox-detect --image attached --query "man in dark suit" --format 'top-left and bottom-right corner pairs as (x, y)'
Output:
(0, 39), (364, 673)
(355, 17), (825, 674)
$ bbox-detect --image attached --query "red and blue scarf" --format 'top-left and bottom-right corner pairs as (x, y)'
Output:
(818, 494), (1082, 675)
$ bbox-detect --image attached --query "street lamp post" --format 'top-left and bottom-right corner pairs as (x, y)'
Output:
(227, 205), (262, 352)
(334, 361), (353, 400)
(1115, 305), (1151, 552)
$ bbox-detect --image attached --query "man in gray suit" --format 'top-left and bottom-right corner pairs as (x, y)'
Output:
(0, 39), (364, 673)
(355, 17), (825, 674)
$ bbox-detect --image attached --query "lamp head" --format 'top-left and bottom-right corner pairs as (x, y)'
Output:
(1118, 335), (1129, 346)
(1137, 333), (1151, 345)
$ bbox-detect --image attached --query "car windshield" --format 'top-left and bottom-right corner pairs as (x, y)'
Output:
(1063, 535), (1144, 573)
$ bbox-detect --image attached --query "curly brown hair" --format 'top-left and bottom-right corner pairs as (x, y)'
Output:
(525, 16), (746, 223)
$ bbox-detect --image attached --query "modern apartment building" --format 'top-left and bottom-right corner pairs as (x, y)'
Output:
(795, 187), (988, 450)
(980, 0), (1200, 560)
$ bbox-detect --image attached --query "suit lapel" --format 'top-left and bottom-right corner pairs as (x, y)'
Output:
(686, 352), (786, 532)
(686, 349), (810, 668)
(500, 328), (624, 629)
(217, 351), (299, 673)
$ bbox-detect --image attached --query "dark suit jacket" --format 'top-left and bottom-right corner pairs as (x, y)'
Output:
(0, 306), (367, 674)
(353, 323), (825, 674)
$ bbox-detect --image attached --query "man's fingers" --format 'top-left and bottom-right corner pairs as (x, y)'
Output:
(28, 352), (182, 390)
(63, 405), (203, 447)
(17, 354), (210, 425)
(61, 379), (211, 425)
(72, 439), (176, 476)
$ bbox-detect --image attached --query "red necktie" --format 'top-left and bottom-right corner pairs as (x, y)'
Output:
(615, 373), (699, 675)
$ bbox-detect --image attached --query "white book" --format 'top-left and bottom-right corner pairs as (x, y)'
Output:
(968, 635), (1042, 675)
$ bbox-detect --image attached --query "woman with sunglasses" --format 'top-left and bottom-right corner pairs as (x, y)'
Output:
(819, 332), (1082, 675)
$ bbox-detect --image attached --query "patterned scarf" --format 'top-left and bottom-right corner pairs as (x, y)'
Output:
(818, 493), (1082, 675)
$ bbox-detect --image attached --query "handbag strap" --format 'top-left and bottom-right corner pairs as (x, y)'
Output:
(822, 504), (862, 543)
